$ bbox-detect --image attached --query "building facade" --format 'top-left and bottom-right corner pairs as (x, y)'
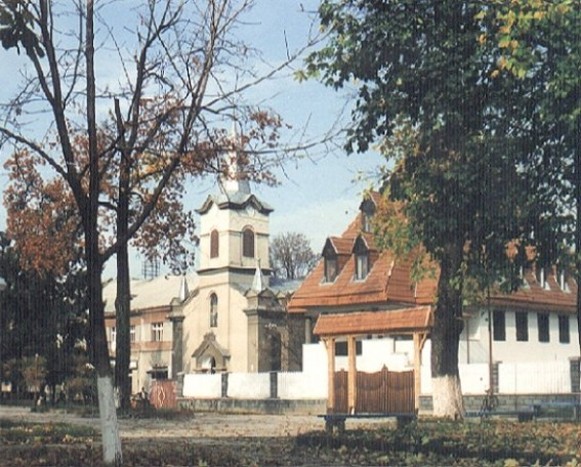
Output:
(288, 192), (580, 397)
(104, 151), (300, 394)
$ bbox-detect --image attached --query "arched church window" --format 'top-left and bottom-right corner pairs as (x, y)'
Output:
(210, 230), (219, 258)
(242, 228), (255, 258)
(210, 293), (218, 328)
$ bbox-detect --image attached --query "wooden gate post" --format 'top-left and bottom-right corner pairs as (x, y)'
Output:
(325, 337), (336, 413)
(347, 336), (357, 414)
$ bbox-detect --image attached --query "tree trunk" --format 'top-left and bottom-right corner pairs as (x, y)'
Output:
(86, 1), (122, 463)
(569, 134), (581, 409)
(115, 242), (131, 411)
(431, 246), (465, 418)
(114, 94), (133, 413)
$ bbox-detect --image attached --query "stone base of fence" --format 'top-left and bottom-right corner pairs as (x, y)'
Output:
(420, 393), (581, 414)
(177, 397), (326, 415)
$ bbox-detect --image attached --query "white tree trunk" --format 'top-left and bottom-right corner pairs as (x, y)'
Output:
(97, 376), (123, 466)
(432, 374), (464, 419)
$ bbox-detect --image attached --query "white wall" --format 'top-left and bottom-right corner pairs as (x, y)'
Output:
(183, 373), (222, 398)
(278, 372), (327, 399)
(227, 373), (271, 399)
(499, 361), (571, 394)
(464, 310), (579, 364)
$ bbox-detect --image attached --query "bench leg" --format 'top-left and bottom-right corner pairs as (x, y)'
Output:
(396, 415), (414, 429)
(325, 417), (345, 435)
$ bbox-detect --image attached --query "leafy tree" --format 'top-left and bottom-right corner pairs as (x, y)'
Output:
(270, 232), (317, 280)
(0, 1), (315, 462)
(303, 0), (562, 417)
(481, 0), (581, 351)
(0, 232), (88, 401)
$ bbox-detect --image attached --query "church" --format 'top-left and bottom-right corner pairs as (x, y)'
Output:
(103, 155), (302, 395)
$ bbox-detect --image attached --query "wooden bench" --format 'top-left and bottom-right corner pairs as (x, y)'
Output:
(319, 412), (416, 434)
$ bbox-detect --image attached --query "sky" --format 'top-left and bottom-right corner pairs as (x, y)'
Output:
(0, 0), (384, 278)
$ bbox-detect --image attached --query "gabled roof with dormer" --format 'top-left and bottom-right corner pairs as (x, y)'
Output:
(288, 194), (438, 313)
(288, 192), (577, 316)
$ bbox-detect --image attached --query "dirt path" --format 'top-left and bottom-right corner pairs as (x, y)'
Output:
(0, 405), (386, 439)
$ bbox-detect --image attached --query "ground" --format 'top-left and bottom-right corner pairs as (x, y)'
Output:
(1, 405), (580, 466)
(0, 406), (385, 466)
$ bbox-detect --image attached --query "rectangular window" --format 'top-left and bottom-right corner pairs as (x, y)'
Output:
(130, 325), (136, 343)
(515, 311), (528, 342)
(558, 315), (570, 344)
(493, 310), (506, 341)
(335, 340), (362, 356)
(110, 327), (116, 343)
(151, 322), (164, 342)
(324, 257), (337, 283)
(355, 254), (369, 280)
(537, 313), (550, 343)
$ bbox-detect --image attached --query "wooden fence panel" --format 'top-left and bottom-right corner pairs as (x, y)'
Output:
(335, 367), (414, 414)
(333, 370), (348, 413)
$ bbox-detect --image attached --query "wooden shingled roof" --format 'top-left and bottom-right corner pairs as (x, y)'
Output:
(313, 306), (433, 337)
(288, 192), (577, 316)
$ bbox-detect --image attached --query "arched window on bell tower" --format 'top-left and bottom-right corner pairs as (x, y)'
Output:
(242, 227), (255, 258)
(209, 293), (218, 328)
(210, 229), (219, 258)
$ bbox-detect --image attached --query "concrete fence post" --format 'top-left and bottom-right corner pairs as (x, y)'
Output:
(270, 372), (278, 399)
(493, 361), (500, 394)
(221, 372), (229, 398)
(569, 357), (581, 393)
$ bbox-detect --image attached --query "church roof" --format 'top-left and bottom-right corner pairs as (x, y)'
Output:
(196, 189), (273, 215)
(103, 273), (198, 313)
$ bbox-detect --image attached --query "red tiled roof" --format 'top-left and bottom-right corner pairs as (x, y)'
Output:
(288, 207), (438, 312)
(313, 306), (433, 337)
(327, 237), (353, 255)
(288, 193), (577, 315)
(490, 270), (577, 314)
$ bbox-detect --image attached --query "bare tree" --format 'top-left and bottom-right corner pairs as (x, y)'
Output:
(270, 231), (317, 280)
(0, 1), (319, 463)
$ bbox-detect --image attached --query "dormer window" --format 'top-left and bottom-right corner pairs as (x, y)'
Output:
(362, 213), (372, 233)
(355, 253), (369, 280)
(360, 198), (376, 233)
(353, 235), (370, 281)
(324, 256), (338, 283)
(559, 270), (571, 293)
(535, 266), (550, 291)
(322, 239), (339, 283)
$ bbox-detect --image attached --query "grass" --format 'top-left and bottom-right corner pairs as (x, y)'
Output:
(0, 416), (579, 466)
(0, 419), (97, 445)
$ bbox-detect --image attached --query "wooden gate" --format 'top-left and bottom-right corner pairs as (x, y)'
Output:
(334, 367), (414, 414)
(149, 379), (177, 409)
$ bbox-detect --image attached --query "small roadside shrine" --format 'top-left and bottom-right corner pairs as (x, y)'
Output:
(313, 306), (433, 420)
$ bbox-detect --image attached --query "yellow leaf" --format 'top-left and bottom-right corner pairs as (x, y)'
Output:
(533, 11), (545, 20)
